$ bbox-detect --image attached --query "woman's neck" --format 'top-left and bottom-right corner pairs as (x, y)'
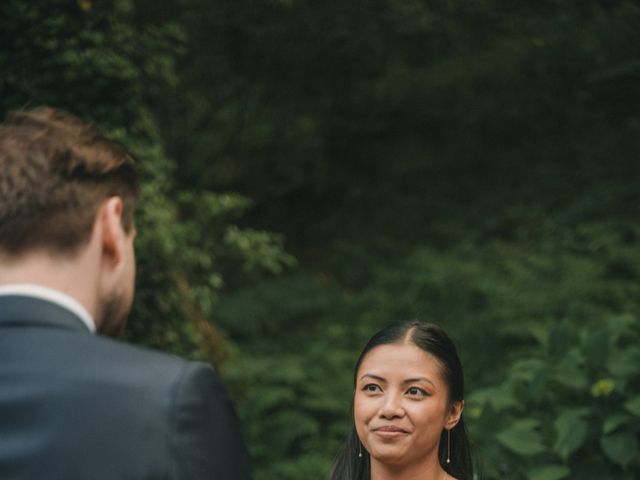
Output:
(370, 457), (450, 480)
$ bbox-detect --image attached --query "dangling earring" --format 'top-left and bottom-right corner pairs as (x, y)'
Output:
(446, 429), (451, 464)
(358, 441), (363, 458)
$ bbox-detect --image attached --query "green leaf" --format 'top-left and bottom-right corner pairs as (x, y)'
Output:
(608, 347), (640, 377)
(497, 420), (546, 456)
(527, 465), (571, 480)
(600, 432), (639, 468)
(553, 409), (589, 460)
(624, 394), (640, 416)
(467, 385), (517, 411)
(511, 358), (545, 382)
(590, 378), (616, 398)
(603, 413), (631, 435)
(513, 419), (542, 430)
(553, 350), (588, 390)
(548, 322), (573, 358)
(582, 326), (610, 369)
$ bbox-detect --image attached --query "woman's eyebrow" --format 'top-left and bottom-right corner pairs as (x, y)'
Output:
(403, 377), (435, 387)
(360, 373), (386, 383)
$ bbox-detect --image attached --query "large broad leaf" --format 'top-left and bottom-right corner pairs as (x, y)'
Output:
(553, 350), (588, 390)
(467, 385), (517, 411)
(624, 394), (640, 417)
(608, 347), (640, 377)
(511, 358), (546, 382)
(600, 432), (639, 468)
(553, 408), (589, 460)
(603, 412), (632, 435)
(497, 420), (546, 456)
(527, 465), (570, 480)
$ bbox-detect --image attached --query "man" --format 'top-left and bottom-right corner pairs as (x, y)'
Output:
(0, 106), (252, 479)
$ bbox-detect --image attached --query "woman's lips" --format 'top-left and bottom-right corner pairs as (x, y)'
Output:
(372, 426), (410, 438)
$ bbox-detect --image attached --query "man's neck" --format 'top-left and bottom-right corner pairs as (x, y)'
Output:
(0, 251), (99, 325)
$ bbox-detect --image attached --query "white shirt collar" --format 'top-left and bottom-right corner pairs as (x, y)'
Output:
(0, 283), (96, 333)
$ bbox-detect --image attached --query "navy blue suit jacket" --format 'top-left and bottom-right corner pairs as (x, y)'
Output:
(0, 295), (252, 479)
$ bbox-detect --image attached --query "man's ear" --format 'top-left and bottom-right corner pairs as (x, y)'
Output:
(99, 197), (125, 265)
(446, 400), (464, 430)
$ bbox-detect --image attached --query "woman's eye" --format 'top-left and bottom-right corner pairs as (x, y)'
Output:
(406, 386), (426, 397)
(363, 383), (381, 393)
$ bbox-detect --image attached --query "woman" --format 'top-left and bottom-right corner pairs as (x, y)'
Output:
(331, 321), (473, 480)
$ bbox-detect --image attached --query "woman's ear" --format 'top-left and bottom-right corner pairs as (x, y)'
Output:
(446, 400), (464, 430)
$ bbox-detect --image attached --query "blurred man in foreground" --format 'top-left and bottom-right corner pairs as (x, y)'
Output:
(0, 106), (252, 479)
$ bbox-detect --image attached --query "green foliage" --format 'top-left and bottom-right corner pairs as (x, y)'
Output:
(214, 214), (640, 479)
(0, 0), (293, 369)
(5, 1), (640, 480)
(216, 274), (358, 480)
(469, 315), (640, 479)
(164, 2), (640, 476)
(149, 0), (640, 249)
(190, 166), (640, 480)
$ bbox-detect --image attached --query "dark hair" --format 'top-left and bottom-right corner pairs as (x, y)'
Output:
(330, 321), (473, 480)
(0, 106), (138, 256)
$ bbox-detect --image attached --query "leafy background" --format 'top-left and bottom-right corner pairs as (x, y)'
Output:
(1, 1), (639, 479)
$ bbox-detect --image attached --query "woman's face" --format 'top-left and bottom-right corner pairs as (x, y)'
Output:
(354, 342), (462, 468)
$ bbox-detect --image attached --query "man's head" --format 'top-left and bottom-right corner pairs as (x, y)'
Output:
(0, 106), (139, 335)
(0, 106), (138, 255)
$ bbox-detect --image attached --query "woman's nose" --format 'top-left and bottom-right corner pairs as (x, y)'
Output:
(379, 393), (404, 418)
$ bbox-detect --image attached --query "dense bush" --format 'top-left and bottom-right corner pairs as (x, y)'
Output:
(469, 315), (640, 479)
(0, 0), (293, 367)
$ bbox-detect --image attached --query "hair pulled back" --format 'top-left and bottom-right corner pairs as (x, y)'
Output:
(330, 321), (473, 480)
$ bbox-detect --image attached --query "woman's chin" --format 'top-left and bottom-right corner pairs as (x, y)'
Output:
(368, 447), (409, 466)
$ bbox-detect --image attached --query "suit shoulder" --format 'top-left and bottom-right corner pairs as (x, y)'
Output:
(76, 334), (215, 390)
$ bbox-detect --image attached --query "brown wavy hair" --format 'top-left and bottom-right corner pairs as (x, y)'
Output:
(0, 106), (138, 256)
